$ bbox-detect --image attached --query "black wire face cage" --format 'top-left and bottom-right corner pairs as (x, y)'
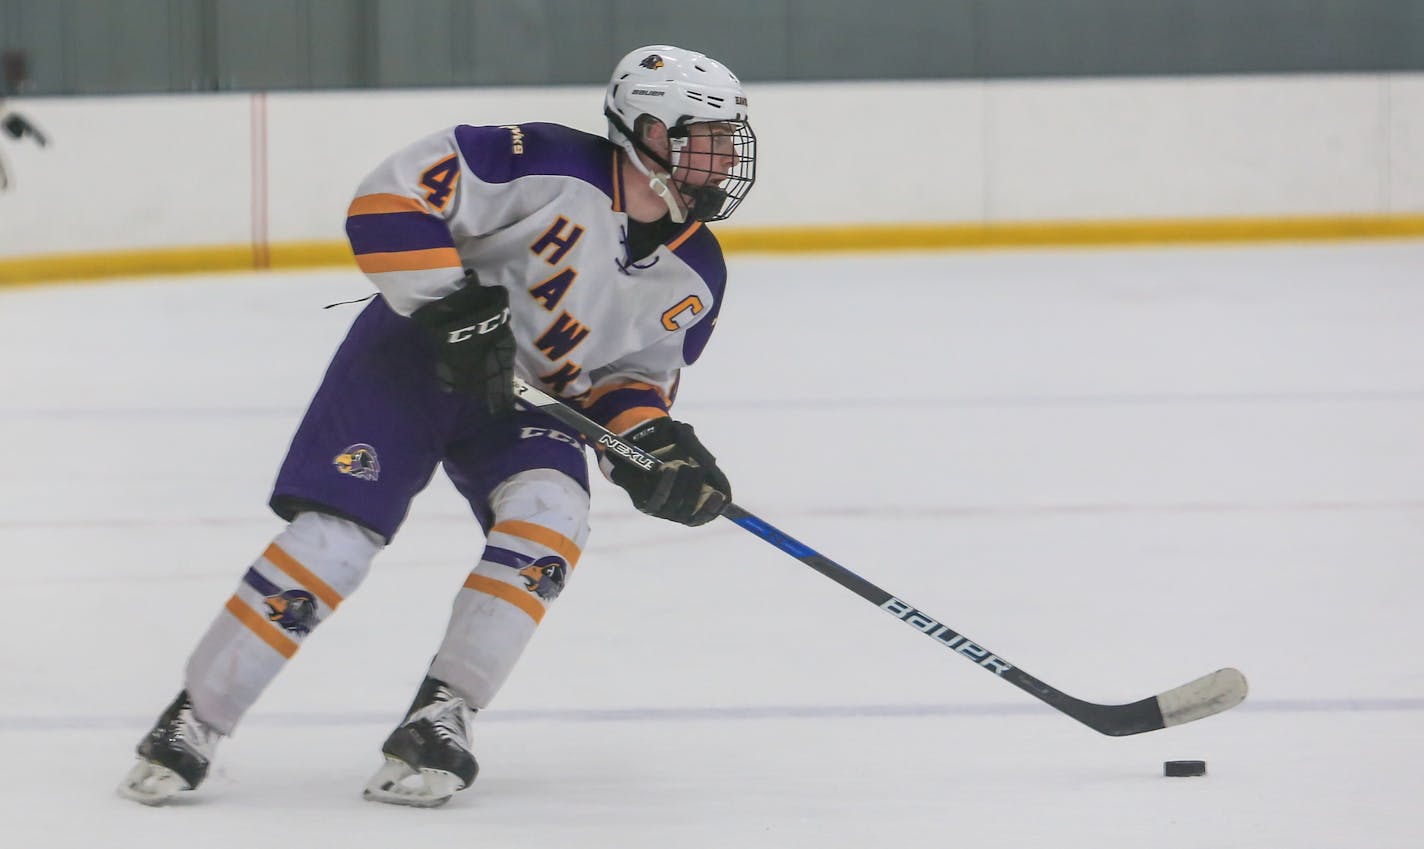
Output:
(667, 119), (757, 222)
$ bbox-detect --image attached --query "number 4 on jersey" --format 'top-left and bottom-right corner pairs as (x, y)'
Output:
(420, 155), (461, 210)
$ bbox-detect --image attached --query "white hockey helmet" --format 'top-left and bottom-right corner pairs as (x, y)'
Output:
(604, 45), (756, 222)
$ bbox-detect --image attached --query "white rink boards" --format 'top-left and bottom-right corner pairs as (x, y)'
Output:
(1, 241), (1422, 848)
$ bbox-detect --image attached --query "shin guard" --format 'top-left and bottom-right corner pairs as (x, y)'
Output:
(428, 469), (591, 707)
(184, 512), (382, 732)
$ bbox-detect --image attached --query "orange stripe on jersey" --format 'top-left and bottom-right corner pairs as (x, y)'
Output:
(665, 220), (703, 252)
(489, 520), (582, 568)
(610, 150), (623, 213)
(262, 543), (343, 610)
(355, 247), (462, 274)
(463, 574), (546, 624)
(582, 380), (669, 409)
(348, 193), (428, 217)
(225, 595), (299, 658)
(608, 407), (669, 437)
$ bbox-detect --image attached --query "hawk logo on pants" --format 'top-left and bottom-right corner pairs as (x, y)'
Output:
(265, 589), (319, 635)
(334, 443), (380, 481)
(518, 556), (568, 601)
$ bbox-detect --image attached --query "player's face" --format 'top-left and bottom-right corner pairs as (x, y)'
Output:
(672, 122), (738, 188)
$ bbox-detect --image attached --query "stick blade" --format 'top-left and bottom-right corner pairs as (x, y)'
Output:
(1158, 667), (1249, 728)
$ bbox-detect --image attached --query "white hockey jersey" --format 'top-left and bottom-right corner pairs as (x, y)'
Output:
(344, 122), (727, 435)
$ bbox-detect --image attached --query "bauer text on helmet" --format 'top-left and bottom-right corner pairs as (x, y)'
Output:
(605, 45), (756, 224)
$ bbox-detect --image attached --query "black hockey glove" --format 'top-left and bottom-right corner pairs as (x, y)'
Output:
(410, 271), (515, 416)
(609, 418), (731, 526)
(2, 113), (48, 146)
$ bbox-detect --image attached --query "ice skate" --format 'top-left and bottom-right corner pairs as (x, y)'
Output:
(362, 676), (479, 808)
(117, 690), (222, 805)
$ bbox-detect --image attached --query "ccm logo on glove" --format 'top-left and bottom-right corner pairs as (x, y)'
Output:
(446, 309), (511, 343)
(410, 270), (517, 417)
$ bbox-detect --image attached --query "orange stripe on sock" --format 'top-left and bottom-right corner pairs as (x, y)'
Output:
(262, 543), (343, 609)
(225, 595), (299, 659)
(489, 520), (582, 567)
(462, 574), (546, 624)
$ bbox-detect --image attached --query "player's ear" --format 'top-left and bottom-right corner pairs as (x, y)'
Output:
(636, 115), (668, 149)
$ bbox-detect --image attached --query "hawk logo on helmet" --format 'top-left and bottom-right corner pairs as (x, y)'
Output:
(639, 54), (664, 70)
(518, 555), (568, 602)
(264, 589), (319, 635)
(334, 443), (380, 481)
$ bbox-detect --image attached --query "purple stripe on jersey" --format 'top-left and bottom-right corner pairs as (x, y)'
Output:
(454, 123), (615, 201)
(242, 566), (282, 597)
(345, 211), (455, 256)
(670, 225), (727, 365)
(581, 386), (669, 426)
(481, 545), (532, 570)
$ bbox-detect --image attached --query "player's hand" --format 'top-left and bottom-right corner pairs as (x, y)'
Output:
(609, 418), (731, 526)
(2, 113), (48, 146)
(410, 271), (515, 416)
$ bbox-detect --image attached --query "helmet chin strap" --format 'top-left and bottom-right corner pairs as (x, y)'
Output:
(647, 172), (688, 224)
(642, 165), (726, 223)
(620, 137), (688, 223)
(608, 109), (695, 223)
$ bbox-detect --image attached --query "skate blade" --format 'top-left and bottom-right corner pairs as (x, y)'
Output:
(362, 758), (465, 808)
(117, 759), (191, 806)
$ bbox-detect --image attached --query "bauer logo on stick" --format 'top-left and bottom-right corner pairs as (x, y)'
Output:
(881, 597), (1014, 675)
(597, 434), (656, 470)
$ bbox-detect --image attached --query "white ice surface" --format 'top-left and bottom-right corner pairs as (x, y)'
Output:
(2, 242), (1422, 847)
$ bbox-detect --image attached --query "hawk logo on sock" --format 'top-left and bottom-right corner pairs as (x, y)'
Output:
(264, 589), (319, 635)
(334, 443), (380, 481)
(518, 556), (568, 601)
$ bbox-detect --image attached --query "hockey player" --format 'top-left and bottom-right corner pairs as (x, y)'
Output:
(118, 44), (755, 808)
(1, 51), (49, 192)
(0, 101), (48, 192)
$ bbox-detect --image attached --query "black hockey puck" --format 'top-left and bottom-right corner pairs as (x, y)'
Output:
(1163, 760), (1207, 777)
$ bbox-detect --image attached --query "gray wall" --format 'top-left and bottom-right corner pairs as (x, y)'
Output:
(2, 0), (1423, 96)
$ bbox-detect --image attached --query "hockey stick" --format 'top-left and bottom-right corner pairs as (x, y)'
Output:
(512, 378), (1247, 736)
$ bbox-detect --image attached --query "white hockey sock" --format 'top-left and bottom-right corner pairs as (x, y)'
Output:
(428, 469), (591, 708)
(184, 512), (382, 733)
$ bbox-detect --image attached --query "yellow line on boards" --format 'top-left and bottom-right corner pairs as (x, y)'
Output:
(715, 215), (1424, 252)
(0, 242), (353, 288)
(2, 216), (1423, 287)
